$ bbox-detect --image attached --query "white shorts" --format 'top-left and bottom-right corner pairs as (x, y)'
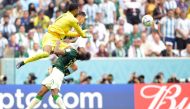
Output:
(42, 67), (64, 90)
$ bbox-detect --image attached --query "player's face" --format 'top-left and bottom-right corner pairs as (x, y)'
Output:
(77, 16), (86, 25)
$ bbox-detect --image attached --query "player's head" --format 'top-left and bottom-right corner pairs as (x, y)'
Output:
(76, 12), (87, 25)
(76, 47), (91, 61)
(68, 3), (79, 16)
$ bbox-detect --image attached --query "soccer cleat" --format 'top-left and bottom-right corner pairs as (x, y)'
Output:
(16, 61), (25, 69)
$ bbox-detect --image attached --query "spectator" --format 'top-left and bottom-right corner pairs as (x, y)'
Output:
(153, 72), (164, 83)
(21, 11), (32, 32)
(181, 43), (190, 57)
(34, 10), (50, 30)
(167, 74), (180, 83)
(138, 75), (145, 83)
(160, 41), (177, 57)
(45, 2), (55, 19)
(96, 44), (109, 57)
(150, 33), (166, 56)
(0, 14), (16, 39)
(0, 32), (8, 58)
(114, 17), (133, 35)
(15, 25), (27, 47)
(158, 9), (176, 47)
(99, 0), (116, 30)
(12, 2), (23, 18)
(0, 74), (7, 84)
(20, 0), (33, 11)
(83, 0), (99, 26)
(129, 24), (141, 46)
(112, 40), (126, 57)
(125, 0), (141, 25)
(128, 72), (140, 84)
(33, 26), (44, 47)
(128, 38), (145, 58)
(175, 7), (181, 19)
(164, 0), (177, 10)
(14, 18), (21, 32)
(94, 12), (108, 42)
(28, 43), (42, 57)
(14, 45), (29, 58)
(2, 0), (17, 7)
(115, 26), (125, 41)
(79, 72), (92, 84)
(141, 32), (152, 56)
(78, 0), (85, 11)
(3, 6), (16, 24)
(51, 10), (61, 23)
(85, 26), (100, 56)
(28, 3), (37, 16)
(177, 0), (188, 11)
(107, 33), (116, 55)
(24, 73), (37, 84)
(176, 11), (190, 51)
(153, 0), (166, 22)
(99, 74), (114, 84)
(123, 34), (130, 55)
(5, 33), (19, 57)
(27, 29), (36, 49)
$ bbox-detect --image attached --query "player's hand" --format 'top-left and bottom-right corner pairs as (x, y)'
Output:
(16, 61), (25, 69)
(81, 29), (91, 38)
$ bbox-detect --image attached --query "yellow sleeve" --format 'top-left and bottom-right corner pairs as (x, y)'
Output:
(65, 31), (80, 37)
(71, 20), (85, 37)
(34, 17), (38, 27)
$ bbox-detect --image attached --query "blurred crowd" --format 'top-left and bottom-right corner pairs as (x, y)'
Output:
(0, 0), (189, 59)
(20, 70), (189, 85)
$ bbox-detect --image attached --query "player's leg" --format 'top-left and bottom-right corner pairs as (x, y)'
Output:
(51, 88), (66, 109)
(26, 85), (49, 109)
(25, 45), (52, 63)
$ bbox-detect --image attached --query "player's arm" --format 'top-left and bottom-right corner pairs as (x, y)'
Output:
(71, 20), (86, 37)
(65, 30), (87, 37)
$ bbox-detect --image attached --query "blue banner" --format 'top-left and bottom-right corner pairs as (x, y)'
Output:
(0, 85), (134, 109)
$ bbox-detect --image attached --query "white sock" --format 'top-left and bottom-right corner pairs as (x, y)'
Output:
(56, 97), (67, 109)
(26, 97), (41, 109)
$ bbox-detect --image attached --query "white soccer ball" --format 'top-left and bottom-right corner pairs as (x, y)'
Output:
(142, 15), (154, 27)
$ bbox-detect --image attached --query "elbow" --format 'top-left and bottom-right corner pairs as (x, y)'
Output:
(71, 64), (78, 71)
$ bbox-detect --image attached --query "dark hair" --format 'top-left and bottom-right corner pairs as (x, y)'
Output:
(77, 11), (86, 17)
(38, 10), (45, 15)
(68, 3), (79, 11)
(77, 52), (91, 60)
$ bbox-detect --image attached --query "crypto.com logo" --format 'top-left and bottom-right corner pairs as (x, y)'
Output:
(0, 89), (103, 109)
(135, 84), (190, 109)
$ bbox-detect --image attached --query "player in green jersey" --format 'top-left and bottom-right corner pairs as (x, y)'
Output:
(26, 46), (90, 109)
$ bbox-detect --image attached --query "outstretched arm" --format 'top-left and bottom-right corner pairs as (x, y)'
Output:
(65, 29), (87, 37)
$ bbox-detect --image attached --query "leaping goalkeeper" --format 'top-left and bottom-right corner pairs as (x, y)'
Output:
(17, 3), (87, 68)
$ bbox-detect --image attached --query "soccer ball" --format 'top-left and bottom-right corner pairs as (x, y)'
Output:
(142, 15), (154, 27)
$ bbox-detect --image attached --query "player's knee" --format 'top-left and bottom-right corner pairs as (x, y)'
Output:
(51, 89), (59, 96)
(43, 46), (52, 54)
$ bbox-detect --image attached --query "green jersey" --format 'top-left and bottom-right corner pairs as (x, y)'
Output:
(53, 48), (78, 75)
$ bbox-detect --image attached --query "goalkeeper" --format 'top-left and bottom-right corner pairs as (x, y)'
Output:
(17, 4), (87, 68)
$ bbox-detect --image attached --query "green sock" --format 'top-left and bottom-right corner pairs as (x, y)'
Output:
(53, 95), (59, 101)
(36, 95), (43, 100)
(53, 95), (66, 109)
